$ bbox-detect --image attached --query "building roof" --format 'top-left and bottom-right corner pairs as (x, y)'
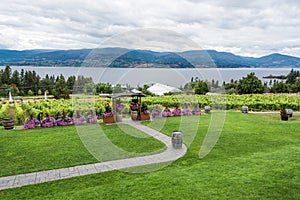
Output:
(147, 83), (181, 96)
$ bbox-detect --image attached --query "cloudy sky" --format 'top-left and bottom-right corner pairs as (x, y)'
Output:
(0, 0), (300, 57)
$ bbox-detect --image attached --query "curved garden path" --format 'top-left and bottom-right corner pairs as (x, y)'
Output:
(0, 120), (187, 191)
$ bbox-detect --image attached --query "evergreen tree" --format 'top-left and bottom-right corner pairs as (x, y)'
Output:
(237, 73), (265, 94)
(11, 70), (21, 88)
(291, 77), (300, 92)
(270, 82), (290, 93)
(53, 77), (70, 99)
(194, 80), (209, 95)
(286, 69), (300, 84)
(96, 83), (113, 94)
(1, 66), (12, 85)
(66, 76), (76, 93)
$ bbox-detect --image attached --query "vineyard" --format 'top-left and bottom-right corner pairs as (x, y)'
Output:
(0, 94), (299, 125)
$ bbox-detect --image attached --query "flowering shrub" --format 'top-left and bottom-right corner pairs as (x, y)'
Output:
(162, 106), (172, 117)
(24, 117), (40, 129)
(88, 116), (98, 124)
(162, 110), (172, 117)
(151, 105), (162, 118)
(172, 108), (182, 116)
(182, 108), (192, 116)
(41, 115), (56, 128)
(191, 104), (202, 115)
(192, 110), (202, 115)
(73, 116), (86, 125)
(56, 117), (73, 126)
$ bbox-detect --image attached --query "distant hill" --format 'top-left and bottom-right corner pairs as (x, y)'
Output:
(0, 48), (299, 68)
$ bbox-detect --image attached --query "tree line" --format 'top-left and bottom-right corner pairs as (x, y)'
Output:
(1, 66), (299, 98)
(185, 69), (300, 95)
(0, 66), (119, 99)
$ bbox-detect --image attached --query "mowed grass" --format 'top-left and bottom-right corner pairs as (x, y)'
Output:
(0, 112), (300, 199)
(0, 124), (165, 177)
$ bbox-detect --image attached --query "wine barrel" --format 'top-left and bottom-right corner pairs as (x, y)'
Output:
(285, 109), (293, 118)
(131, 111), (138, 120)
(3, 118), (15, 130)
(172, 131), (183, 149)
(204, 106), (210, 114)
(242, 106), (248, 114)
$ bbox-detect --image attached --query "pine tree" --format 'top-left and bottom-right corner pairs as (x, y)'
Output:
(53, 77), (70, 99)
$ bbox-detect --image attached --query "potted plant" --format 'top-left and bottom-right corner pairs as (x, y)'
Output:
(130, 99), (139, 120)
(102, 103), (115, 123)
(116, 99), (124, 122)
(140, 102), (150, 120)
(280, 109), (288, 121)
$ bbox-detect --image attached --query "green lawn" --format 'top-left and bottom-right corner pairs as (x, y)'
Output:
(0, 124), (165, 177)
(0, 112), (299, 199)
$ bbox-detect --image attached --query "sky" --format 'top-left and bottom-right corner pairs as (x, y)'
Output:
(0, 0), (300, 57)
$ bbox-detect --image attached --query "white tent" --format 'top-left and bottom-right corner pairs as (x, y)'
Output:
(147, 83), (181, 96)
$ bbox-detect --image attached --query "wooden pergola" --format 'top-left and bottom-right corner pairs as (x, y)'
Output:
(107, 92), (146, 121)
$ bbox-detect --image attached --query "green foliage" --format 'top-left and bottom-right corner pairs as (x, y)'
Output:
(0, 102), (9, 125)
(291, 77), (300, 92)
(53, 78), (70, 99)
(270, 81), (290, 93)
(83, 83), (96, 94)
(137, 85), (155, 96)
(37, 89), (42, 95)
(237, 72), (266, 94)
(27, 89), (34, 96)
(286, 68), (300, 84)
(113, 84), (124, 93)
(95, 83), (113, 94)
(14, 101), (24, 125)
(194, 80), (209, 95)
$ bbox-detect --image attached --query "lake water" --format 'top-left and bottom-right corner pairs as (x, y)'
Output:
(1, 66), (293, 87)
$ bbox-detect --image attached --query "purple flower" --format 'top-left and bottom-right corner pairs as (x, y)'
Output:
(193, 111), (202, 115)
(102, 112), (113, 118)
(152, 112), (162, 118)
(88, 116), (98, 124)
(73, 116), (86, 125)
(162, 111), (172, 117)
(182, 108), (192, 116)
(172, 108), (182, 116)
(24, 118), (40, 129)
(41, 116), (55, 128)
(56, 117), (73, 126)
(142, 110), (150, 115)
(117, 105), (124, 111)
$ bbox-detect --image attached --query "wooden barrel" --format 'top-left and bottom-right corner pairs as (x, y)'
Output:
(204, 106), (210, 114)
(242, 106), (248, 114)
(172, 131), (183, 149)
(116, 114), (122, 122)
(131, 111), (138, 120)
(3, 118), (15, 130)
(285, 109), (293, 118)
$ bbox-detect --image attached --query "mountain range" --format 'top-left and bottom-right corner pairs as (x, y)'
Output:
(0, 48), (299, 68)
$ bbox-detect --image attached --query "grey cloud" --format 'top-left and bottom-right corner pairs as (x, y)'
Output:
(0, 0), (299, 57)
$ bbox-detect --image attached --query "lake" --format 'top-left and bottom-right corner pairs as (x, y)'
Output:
(1, 66), (293, 87)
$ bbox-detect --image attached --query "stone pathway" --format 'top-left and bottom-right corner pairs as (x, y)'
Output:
(0, 120), (187, 191)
